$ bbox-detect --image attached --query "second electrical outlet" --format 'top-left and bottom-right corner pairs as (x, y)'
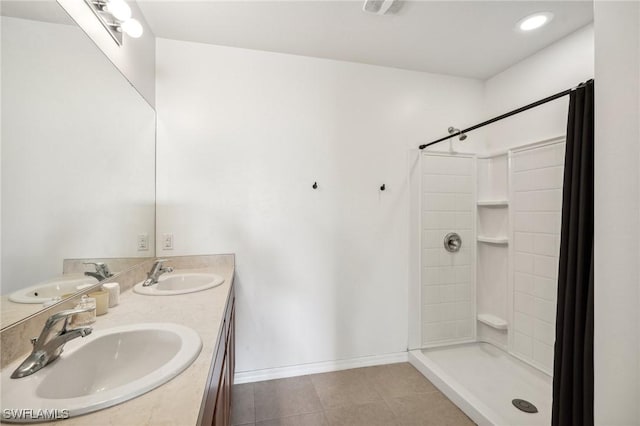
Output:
(163, 233), (174, 250)
(137, 234), (149, 251)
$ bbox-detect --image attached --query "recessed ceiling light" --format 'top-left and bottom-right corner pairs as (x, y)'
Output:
(517, 12), (554, 32)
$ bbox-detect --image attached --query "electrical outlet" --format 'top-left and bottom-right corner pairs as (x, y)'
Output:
(137, 234), (149, 251)
(163, 233), (174, 250)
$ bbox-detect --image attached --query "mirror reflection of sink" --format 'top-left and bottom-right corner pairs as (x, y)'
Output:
(1, 323), (201, 422)
(133, 272), (224, 296)
(8, 276), (97, 304)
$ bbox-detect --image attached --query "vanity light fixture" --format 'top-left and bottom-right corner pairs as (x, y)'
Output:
(103, 0), (131, 21)
(362, 0), (401, 15)
(84, 0), (144, 46)
(516, 12), (554, 32)
(121, 18), (143, 38)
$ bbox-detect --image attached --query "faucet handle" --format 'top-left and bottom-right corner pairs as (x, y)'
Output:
(44, 307), (96, 332)
(30, 337), (38, 347)
(29, 307), (95, 352)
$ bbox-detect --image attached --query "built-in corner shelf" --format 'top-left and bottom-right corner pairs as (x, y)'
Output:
(477, 236), (509, 245)
(477, 200), (509, 207)
(477, 313), (508, 330)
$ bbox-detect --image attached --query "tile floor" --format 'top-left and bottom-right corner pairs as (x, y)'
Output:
(230, 362), (475, 426)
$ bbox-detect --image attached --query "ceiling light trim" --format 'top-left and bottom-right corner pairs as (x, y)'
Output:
(516, 12), (554, 32)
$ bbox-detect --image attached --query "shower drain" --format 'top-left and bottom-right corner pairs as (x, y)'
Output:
(512, 399), (538, 413)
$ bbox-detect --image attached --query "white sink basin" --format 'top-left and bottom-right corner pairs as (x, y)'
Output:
(1, 323), (201, 422)
(133, 272), (224, 296)
(9, 276), (97, 304)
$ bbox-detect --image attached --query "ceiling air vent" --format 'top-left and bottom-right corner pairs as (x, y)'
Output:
(362, 0), (402, 15)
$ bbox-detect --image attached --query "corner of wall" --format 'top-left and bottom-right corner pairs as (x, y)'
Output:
(481, 23), (594, 153)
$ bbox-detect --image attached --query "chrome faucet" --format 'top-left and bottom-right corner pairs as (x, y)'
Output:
(142, 259), (174, 287)
(11, 308), (93, 379)
(83, 262), (113, 281)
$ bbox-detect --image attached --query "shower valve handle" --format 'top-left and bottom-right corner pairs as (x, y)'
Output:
(444, 233), (462, 253)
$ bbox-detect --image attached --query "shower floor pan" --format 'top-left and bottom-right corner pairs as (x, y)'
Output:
(409, 342), (551, 426)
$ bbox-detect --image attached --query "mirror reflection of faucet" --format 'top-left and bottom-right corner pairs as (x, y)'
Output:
(83, 262), (113, 281)
(142, 259), (174, 287)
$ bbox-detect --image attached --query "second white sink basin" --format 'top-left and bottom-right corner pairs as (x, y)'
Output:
(133, 272), (224, 296)
(9, 276), (97, 304)
(1, 323), (201, 422)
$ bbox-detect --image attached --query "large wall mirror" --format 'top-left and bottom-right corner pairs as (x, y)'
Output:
(1, 1), (156, 329)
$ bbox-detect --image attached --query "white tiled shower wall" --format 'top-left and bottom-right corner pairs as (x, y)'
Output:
(421, 153), (476, 346)
(510, 141), (565, 374)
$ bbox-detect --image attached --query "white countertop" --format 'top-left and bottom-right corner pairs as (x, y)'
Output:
(2, 264), (234, 426)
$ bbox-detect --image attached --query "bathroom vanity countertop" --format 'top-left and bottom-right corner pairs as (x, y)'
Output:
(0, 296), (43, 329)
(10, 261), (234, 426)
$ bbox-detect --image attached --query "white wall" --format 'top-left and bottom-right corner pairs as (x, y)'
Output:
(0, 15), (3, 292)
(593, 2), (640, 424)
(484, 25), (594, 153)
(1, 17), (155, 294)
(155, 38), (484, 372)
(56, 0), (156, 107)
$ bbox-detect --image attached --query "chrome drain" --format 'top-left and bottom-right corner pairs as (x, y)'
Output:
(512, 399), (538, 413)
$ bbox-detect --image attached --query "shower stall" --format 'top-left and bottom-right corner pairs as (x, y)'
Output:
(409, 138), (566, 425)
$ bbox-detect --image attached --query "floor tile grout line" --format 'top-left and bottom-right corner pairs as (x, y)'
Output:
(252, 383), (256, 426)
(379, 387), (444, 405)
(308, 371), (333, 412)
(256, 409), (327, 425)
(380, 396), (400, 423)
(310, 368), (388, 412)
(253, 374), (325, 423)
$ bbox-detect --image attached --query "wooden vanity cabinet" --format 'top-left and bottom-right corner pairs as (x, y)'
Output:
(198, 282), (235, 426)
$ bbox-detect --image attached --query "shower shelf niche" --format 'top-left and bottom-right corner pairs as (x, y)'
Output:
(477, 313), (508, 330)
(476, 154), (510, 351)
(477, 200), (508, 207)
(477, 236), (508, 245)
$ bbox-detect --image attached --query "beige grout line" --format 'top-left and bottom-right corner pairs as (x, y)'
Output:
(252, 382), (256, 426)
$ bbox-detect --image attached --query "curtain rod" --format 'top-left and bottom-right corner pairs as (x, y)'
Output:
(419, 80), (593, 150)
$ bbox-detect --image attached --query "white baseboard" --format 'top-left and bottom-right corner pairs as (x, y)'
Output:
(234, 351), (409, 384)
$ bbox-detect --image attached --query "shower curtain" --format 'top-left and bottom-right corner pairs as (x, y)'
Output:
(552, 79), (594, 426)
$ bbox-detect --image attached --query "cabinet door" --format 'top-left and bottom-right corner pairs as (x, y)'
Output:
(214, 357), (228, 426)
(223, 307), (235, 425)
(224, 360), (231, 425)
(229, 306), (235, 388)
(199, 285), (235, 426)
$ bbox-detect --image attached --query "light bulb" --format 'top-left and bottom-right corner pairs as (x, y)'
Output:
(105, 0), (131, 21)
(121, 18), (143, 38)
(517, 12), (554, 32)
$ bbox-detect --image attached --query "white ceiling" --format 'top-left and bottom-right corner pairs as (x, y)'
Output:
(1, 1), (74, 25)
(139, 0), (594, 80)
